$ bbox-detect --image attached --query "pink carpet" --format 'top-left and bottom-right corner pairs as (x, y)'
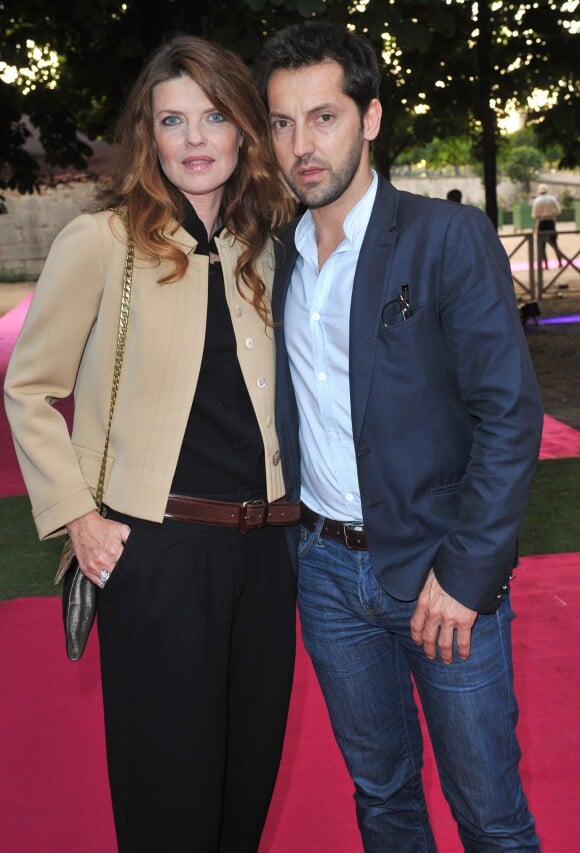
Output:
(1, 294), (73, 496)
(539, 414), (580, 459)
(510, 258), (579, 272)
(0, 292), (33, 373)
(1, 553), (579, 852)
(2, 295), (580, 850)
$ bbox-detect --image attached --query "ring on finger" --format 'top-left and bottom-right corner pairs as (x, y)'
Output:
(98, 569), (111, 587)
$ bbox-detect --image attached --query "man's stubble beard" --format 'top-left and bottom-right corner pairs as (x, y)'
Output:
(286, 132), (365, 210)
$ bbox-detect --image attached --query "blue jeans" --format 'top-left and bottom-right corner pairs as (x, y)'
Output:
(297, 521), (540, 852)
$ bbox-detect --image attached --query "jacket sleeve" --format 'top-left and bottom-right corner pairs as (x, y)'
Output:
(432, 206), (543, 611)
(3, 214), (109, 538)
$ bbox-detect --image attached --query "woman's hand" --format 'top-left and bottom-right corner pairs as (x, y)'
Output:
(66, 510), (131, 587)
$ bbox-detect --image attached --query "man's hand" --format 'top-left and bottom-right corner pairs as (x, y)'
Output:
(66, 510), (131, 587)
(410, 568), (477, 664)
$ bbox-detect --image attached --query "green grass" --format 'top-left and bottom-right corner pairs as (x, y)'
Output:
(1, 458), (579, 599)
(519, 458), (580, 556)
(0, 495), (63, 598)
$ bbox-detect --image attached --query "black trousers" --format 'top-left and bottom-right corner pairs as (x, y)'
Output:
(97, 512), (296, 853)
(537, 219), (563, 266)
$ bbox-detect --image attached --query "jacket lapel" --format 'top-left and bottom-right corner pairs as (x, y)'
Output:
(349, 178), (400, 446)
(272, 222), (299, 326)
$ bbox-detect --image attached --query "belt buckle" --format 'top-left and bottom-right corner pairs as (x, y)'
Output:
(343, 522), (365, 550)
(240, 499), (267, 533)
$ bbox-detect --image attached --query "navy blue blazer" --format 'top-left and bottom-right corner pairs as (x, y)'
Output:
(274, 176), (543, 613)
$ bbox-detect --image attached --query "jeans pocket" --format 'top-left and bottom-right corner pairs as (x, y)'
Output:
(298, 524), (318, 558)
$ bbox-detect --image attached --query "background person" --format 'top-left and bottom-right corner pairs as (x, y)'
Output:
(5, 34), (297, 852)
(532, 183), (564, 268)
(446, 187), (462, 203)
(256, 21), (542, 851)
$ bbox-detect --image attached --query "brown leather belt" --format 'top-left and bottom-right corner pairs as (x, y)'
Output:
(165, 494), (301, 532)
(301, 503), (368, 550)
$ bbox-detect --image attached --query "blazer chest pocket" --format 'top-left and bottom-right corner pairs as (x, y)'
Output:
(379, 302), (426, 333)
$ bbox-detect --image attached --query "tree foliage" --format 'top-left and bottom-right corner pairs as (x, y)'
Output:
(503, 145), (544, 191)
(1, 0), (578, 225)
(334, 0), (578, 224)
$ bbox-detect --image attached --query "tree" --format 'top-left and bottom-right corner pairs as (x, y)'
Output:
(476, 0), (499, 227)
(2, 0), (578, 225)
(503, 145), (544, 192)
(1, 0), (140, 191)
(343, 0), (578, 226)
(394, 136), (477, 175)
(529, 89), (580, 171)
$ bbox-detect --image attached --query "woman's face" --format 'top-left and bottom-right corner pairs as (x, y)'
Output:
(152, 74), (241, 209)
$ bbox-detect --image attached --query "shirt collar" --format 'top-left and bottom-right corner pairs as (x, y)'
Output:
(295, 169), (378, 260)
(181, 199), (222, 256)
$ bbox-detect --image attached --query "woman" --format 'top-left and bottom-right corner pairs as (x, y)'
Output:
(4, 35), (298, 852)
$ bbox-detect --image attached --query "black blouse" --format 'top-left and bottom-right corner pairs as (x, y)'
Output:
(170, 203), (267, 501)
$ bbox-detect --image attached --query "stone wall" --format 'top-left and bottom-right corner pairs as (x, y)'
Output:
(1, 172), (578, 281)
(390, 172), (579, 208)
(391, 174), (509, 206)
(0, 183), (97, 280)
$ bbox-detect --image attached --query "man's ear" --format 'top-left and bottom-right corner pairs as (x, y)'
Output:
(364, 98), (382, 142)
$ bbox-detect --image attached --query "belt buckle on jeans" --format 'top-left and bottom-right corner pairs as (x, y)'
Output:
(240, 499), (267, 533)
(343, 522), (365, 549)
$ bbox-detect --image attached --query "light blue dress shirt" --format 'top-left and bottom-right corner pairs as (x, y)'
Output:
(285, 172), (378, 521)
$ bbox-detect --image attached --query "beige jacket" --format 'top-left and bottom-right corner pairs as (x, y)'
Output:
(4, 210), (285, 539)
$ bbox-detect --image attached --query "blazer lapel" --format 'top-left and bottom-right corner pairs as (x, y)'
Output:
(272, 222), (299, 325)
(350, 178), (400, 446)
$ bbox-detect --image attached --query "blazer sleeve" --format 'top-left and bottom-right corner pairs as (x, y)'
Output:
(4, 214), (109, 537)
(432, 205), (543, 610)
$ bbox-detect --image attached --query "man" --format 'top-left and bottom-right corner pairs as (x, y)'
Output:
(255, 21), (542, 851)
(532, 183), (564, 269)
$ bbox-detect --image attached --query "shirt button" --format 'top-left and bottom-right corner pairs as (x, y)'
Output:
(272, 449), (281, 466)
(318, 371), (327, 381)
(235, 306), (243, 317)
(265, 416), (273, 427)
(311, 312), (321, 321)
(245, 337), (254, 349)
(345, 493), (354, 502)
(257, 377), (266, 389)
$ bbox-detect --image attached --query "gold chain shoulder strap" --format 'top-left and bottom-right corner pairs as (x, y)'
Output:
(95, 209), (134, 509)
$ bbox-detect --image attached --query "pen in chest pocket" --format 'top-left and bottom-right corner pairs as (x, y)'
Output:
(401, 284), (410, 320)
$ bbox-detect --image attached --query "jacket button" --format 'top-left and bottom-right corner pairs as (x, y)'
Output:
(272, 449), (281, 466)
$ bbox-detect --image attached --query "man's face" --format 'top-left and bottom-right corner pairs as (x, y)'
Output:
(266, 60), (381, 211)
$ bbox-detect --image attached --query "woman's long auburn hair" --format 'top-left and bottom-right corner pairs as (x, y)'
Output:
(97, 35), (295, 324)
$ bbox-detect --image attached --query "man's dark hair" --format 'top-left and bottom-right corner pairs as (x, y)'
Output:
(254, 21), (380, 118)
(446, 188), (463, 203)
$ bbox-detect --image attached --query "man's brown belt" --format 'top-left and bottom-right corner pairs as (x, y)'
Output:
(300, 503), (368, 550)
(165, 494), (301, 533)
